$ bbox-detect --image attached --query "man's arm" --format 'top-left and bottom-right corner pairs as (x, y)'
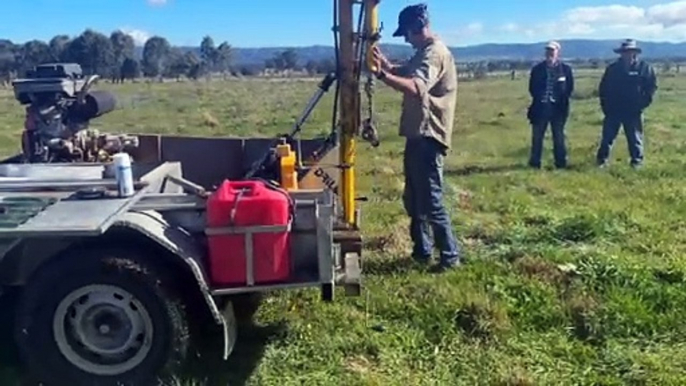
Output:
(645, 63), (658, 96)
(377, 71), (422, 96)
(566, 64), (575, 99)
(641, 63), (658, 108)
(598, 65), (610, 101)
(377, 47), (441, 99)
(528, 64), (537, 98)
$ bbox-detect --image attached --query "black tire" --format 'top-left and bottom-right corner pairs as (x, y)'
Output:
(14, 246), (190, 386)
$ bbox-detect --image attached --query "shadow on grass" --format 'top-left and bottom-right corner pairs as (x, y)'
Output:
(180, 320), (288, 386)
(445, 163), (529, 176)
(363, 255), (420, 277)
(447, 162), (597, 176)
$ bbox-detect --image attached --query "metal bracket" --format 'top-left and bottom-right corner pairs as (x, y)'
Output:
(205, 223), (292, 287)
(162, 174), (207, 197)
(343, 252), (362, 296)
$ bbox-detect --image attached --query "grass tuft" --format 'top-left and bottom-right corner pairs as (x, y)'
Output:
(454, 295), (511, 341)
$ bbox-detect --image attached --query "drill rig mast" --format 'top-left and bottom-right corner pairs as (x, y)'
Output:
(244, 0), (381, 279)
(244, 1), (381, 234)
(335, 0), (381, 229)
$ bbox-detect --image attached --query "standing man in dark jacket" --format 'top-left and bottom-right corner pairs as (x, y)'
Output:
(596, 39), (657, 168)
(527, 41), (574, 169)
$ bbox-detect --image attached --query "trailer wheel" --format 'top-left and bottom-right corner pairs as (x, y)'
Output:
(14, 247), (190, 386)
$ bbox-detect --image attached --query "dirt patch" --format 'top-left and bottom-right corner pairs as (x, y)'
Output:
(201, 110), (219, 127)
(498, 369), (534, 386)
(566, 291), (603, 345)
(454, 296), (511, 341)
(515, 256), (566, 286)
(449, 187), (474, 211)
(462, 225), (505, 247)
(367, 165), (398, 176)
(345, 355), (375, 374)
(365, 219), (411, 257)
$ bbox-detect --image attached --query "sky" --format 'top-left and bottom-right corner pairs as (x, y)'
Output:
(4, 0), (686, 47)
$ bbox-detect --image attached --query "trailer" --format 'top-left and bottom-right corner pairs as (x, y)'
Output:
(0, 134), (362, 386)
(0, 0), (384, 383)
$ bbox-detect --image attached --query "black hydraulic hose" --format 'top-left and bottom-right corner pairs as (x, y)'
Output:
(331, 0), (340, 138)
(243, 72), (337, 179)
(356, 2), (366, 81)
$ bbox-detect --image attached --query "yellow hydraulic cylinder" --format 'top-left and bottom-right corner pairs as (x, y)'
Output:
(338, 0), (382, 228)
(365, 0), (380, 73)
(338, 0), (358, 227)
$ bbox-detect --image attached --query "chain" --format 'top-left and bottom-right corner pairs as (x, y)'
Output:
(361, 73), (379, 147)
(365, 75), (375, 120)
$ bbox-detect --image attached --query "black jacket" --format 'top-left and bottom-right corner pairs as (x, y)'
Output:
(599, 59), (657, 116)
(527, 60), (574, 123)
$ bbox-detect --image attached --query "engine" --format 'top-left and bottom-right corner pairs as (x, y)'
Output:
(12, 63), (139, 163)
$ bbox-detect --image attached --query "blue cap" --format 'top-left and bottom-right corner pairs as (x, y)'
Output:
(392, 3), (429, 37)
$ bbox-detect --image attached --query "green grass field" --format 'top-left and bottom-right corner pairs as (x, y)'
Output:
(2, 70), (686, 385)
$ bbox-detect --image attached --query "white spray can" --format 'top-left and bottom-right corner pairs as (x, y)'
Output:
(113, 153), (135, 197)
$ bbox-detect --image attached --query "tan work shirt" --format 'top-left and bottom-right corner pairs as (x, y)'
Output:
(394, 37), (457, 150)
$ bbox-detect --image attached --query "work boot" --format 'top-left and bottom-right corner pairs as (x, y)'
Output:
(429, 260), (462, 274)
(412, 254), (431, 266)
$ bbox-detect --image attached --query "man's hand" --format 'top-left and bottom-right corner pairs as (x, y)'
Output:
(372, 46), (392, 72)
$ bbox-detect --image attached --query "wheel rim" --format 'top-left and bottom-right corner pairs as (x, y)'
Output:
(53, 284), (155, 376)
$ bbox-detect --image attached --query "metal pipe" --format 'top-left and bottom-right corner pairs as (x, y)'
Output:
(0, 179), (149, 192)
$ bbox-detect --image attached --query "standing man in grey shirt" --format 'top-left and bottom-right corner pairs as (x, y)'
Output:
(371, 3), (462, 272)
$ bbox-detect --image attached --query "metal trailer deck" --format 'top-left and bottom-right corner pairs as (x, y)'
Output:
(0, 159), (360, 298)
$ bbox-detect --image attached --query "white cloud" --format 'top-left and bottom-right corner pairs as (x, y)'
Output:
(566, 23), (595, 35)
(563, 5), (645, 24)
(646, 1), (686, 27)
(444, 22), (484, 44)
(120, 28), (152, 46)
(466, 22), (484, 34)
(500, 23), (520, 33)
(490, 1), (686, 43)
(147, 0), (167, 6)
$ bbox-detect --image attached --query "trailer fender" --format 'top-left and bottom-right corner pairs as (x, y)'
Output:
(112, 210), (237, 360)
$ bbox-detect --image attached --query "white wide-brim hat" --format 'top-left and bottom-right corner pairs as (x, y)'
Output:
(614, 39), (642, 53)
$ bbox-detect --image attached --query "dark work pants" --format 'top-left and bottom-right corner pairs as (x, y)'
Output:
(529, 103), (568, 169)
(403, 136), (461, 266)
(596, 113), (644, 166)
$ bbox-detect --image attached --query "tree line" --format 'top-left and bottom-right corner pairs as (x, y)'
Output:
(0, 28), (339, 81)
(0, 29), (235, 82)
(3, 28), (686, 83)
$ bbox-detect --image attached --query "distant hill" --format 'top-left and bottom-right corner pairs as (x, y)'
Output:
(453, 39), (686, 61)
(134, 39), (686, 66)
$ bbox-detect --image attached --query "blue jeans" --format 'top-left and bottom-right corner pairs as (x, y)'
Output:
(403, 136), (461, 266)
(596, 113), (644, 166)
(529, 104), (568, 168)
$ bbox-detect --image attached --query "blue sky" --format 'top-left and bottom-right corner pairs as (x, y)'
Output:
(4, 1), (686, 47)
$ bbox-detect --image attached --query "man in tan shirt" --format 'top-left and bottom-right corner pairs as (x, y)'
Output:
(371, 3), (462, 271)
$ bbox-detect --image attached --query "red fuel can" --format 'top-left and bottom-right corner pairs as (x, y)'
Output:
(206, 179), (292, 286)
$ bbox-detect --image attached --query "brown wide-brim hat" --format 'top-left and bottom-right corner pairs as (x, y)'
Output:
(614, 39), (642, 53)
